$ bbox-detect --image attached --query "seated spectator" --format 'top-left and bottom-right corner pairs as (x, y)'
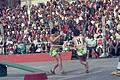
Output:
(36, 41), (42, 53)
(46, 42), (51, 53)
(6, 43), (14, 55)
(15, 41), (26, 54)
(29, 43), (36, 53)
(41, 42), (46, 53)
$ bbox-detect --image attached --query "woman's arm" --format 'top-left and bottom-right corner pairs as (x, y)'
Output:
(50, 32), (63, 43)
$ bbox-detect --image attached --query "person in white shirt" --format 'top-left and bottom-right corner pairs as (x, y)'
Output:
(86, 34), (98, 58)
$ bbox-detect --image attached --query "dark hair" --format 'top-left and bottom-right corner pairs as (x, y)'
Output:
(98, 35), (102, 38)
(73, 28), (80, 36)
(51, 27), (59, 34)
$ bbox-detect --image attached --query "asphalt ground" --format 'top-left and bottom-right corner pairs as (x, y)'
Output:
(0, 58), (120, 80)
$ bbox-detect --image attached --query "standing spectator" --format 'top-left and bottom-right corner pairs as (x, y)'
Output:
(86, 34), (98, 58)
(96, 35), (104, 57)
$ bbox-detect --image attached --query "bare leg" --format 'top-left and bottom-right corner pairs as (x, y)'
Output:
(51, 56), (59, 74)
(79, 56), (89, 73)
(51, 54), (64, 74)
(81, 61), (89, 73)
(92, 49), (98, 58)
(58, 54), (64, 74)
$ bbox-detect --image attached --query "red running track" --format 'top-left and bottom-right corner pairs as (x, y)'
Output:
(0, 52), (72, 63)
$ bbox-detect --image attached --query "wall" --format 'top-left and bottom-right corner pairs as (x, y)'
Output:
(0, 52), (72, 63)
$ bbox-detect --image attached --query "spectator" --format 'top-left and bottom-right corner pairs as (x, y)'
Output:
(86, 34), (98, 58)
(29, 43), (36, 53)
(15, 41), (26, 54)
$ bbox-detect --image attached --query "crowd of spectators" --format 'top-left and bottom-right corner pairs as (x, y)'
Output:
(0, 0), (119, 58)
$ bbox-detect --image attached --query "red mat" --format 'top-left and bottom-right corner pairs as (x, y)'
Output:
(24, 72), (47, 80)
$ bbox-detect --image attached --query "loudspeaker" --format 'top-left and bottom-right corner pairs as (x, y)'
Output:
(0, 64), (7, 77)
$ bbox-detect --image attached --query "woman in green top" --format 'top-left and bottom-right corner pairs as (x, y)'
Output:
(48, 30), (64, 74)
(71, 33), (89, 73)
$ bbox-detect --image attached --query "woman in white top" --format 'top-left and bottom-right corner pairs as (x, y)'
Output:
(71, 33), (89, 73)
